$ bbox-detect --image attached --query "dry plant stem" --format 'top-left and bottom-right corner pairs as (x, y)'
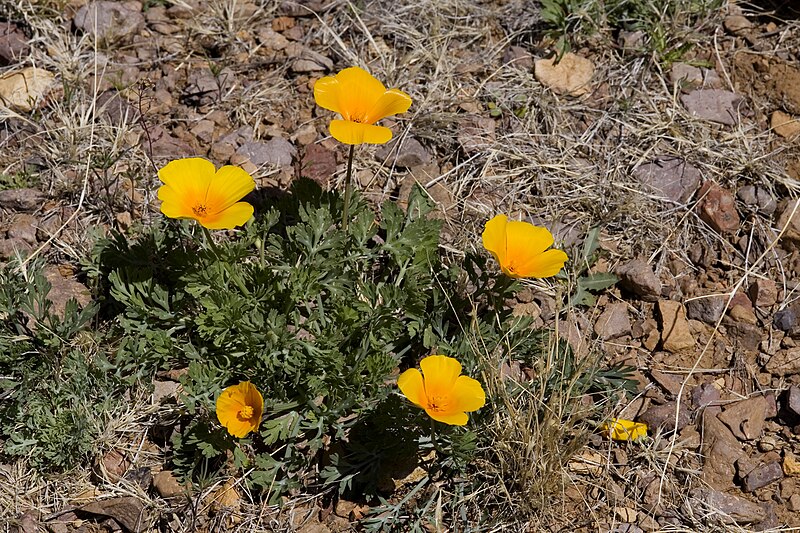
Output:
(342, 144), (355, 230)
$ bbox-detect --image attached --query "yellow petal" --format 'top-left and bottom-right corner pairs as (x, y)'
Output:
(426, 409), (468, 426)
(366, 88), (412, 123)
(450, 375), (486, 413)
(397, 368), (427, 408)
(419, 355), (462, 398)
(505, 220), (555, 259)
(513, 248), (569, 278)
(240, 381), (264, 422)
(313, 75), (344, 114)
(216, 390), (245, 428)
(601, 418), (648, 441)
(200, 202), (254, 230)
(329, 120), (392, 145)
(227, 418), (257, 438)
(481, 215), (508, 267)
(158, 157), (216, 203)
(205, 165), (256, 214)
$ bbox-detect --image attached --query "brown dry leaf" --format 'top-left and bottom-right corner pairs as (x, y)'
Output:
(0, 67), (55, 112)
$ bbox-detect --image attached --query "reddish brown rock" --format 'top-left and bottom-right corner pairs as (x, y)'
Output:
(776, 199), (800, 246)
(765, 348), (800, 376)
(702, 413), (746, 489)
(0, 22), (29, 65)
(299, 143), (337, 188)
(748, 279), (777, 308)
(616, 259), (661, 301)
(717, 396), (767, 441)
(697, 181), (740, 234)
(743, 462), (783, 492)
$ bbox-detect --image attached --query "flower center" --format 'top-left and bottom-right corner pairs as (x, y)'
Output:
(192, 204), (208, 217)
(427, 394), (450, 413)
(238, 405), (254, 421)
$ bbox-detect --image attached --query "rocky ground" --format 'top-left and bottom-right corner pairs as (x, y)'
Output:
(2, 0), (800, 531)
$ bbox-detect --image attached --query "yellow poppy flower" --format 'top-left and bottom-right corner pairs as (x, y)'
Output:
(600, 418), (648, 441)
(157, 157), (255, 230)
(313, 66), (412, 145)
(481, 214), (569, 278)
(216, 381), (264, 438)
(397, 355), (486, 426)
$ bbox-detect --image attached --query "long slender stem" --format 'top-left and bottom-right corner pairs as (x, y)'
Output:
(342, 144), (355, 230)
(201, 226), (250, 296)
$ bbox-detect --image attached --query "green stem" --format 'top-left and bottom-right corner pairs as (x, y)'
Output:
(342, 144), (355, 230)
(201, 226), (251, 296)
(430, 418), (442, 455)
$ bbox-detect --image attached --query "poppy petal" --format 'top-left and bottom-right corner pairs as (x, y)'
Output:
(205, 165), (256, 215)
(158, 157), (216, 202)
(329, 120), (392, 145)
(366, 88), (412, 123)
(419, 355), (462, 398)
(505, 220), (555, 258)
(426, 409), (468, 426)
(216, 391), (245, 428)
(332, 66), (387, 119)
(514, 248), (569, 278)
(158, 185), (195, 219)
(397, 368), (427, 408)
(201, 201), (254, 230)
(241, 381), (264, 421)
(481, 215), (508, 266)
(226, 418), (256, 438)
(451, 375), (486, 412)
(313, 75), (343, 114)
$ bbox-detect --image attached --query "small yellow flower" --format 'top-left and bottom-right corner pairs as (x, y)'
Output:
(216, 381), (264, 438)
(397, 355), (486, 426)
(313, 66), (412, 145)
(600, 418), (648, 441)
(481, 214), (569, 278)
(157, 157), (255, 230)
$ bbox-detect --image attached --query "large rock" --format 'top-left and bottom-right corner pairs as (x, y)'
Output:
(681, 89), (746, 126)
(73, 1), (145, 44)
(697, 181), (740, 234)
(616, 259), (661, 301)
(689, 489), (765, 525)
(776, 199), (800, 246)
(0, 188), (45, 211)
(0, 22), (30, 65)
(631, 156), (701, 203)
(0, 67), (55, 112)
(658, 300), (695, 353)
(593, 302), (631, 340)
(717, 396), (767, 441)
(765, 348), (800, 376)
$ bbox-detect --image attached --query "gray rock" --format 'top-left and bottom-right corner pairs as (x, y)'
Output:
(0, 238), (32, 259)
(0, 22), (30, 65)
(681, 89), (746, 126)
(689, 488), (765, 524)
(594, 302), (631, 340)
(616, 259), (661, 301)
(0, 188), (45, 211)
(376, 137), (430, 169)
(96, 90), (138, 126)
(686, 295), (726, 324)
(632, 156), (701, 203)
(236, 137), (296, 168)
(737, 185), (777, 215)
(146, 125), (194, 159)
(692, 382), (721, 409)
(787, 385), (800, 417)
(743, 462), (783, 492)
(73, 1), (145, 44)
(773, 307), (796, 331)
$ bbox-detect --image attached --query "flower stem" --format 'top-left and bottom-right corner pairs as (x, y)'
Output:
(201, 226), (250, 296)
(342, 144), (355, 230)
(430, 418), (443, 456)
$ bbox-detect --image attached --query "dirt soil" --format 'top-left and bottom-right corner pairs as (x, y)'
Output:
(2, 0), (800, 531)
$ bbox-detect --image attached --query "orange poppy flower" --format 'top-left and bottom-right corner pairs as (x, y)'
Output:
(600, 418), (648, 441)
(481, 214), (568, 278)
(157, 157), (255, 230)
(313, 66), (412, 145)
(397, 355), (486, 426)
(216, 381), (264, 438)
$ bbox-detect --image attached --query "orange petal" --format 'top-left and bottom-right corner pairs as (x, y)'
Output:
(450, 375), (486, 413)
(240, 381), (264, 422)
(313, 75), (344, 114)
(315, 66), (388, 122)
(158, 185), (195, 220)
(419, 355), (462, 399)
(397, 368), (427, 408)
(200, 202), (254, 230)
(426, 409), (468, 426)
(158, 157), (216, 206)
(513, 248), (569, 278)
(481, 215), (508, 267)
(205, 165), (255, 215)
(216, 390), (245, 428)
(366, 88), (412, 123)
(329, 120), (392, 145)
(226, 418), (257, 438)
